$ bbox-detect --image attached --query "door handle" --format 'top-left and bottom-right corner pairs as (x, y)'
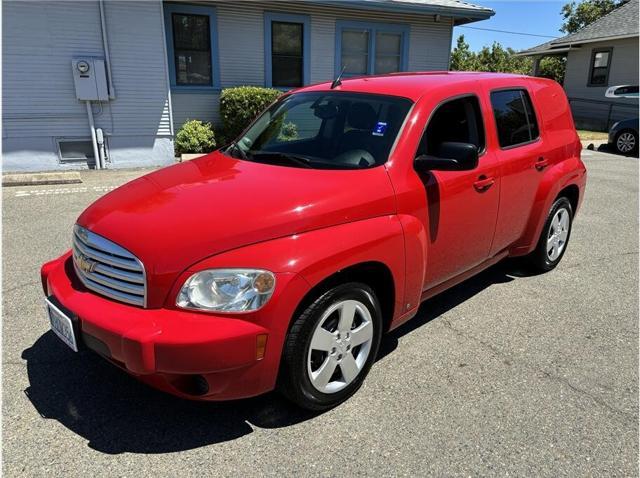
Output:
(473, 175), (495, 192)
(535, 157), (549, 171)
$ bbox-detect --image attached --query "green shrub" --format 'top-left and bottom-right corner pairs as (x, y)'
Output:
(278, 121), (298, 141)
(220, 86), (282, 140)
(175, 119), (216, 155)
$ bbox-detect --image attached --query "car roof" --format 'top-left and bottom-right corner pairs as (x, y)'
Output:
(294, 71), (536, 101)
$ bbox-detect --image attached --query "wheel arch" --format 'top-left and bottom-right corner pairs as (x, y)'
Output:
(291, 261), (396, 334)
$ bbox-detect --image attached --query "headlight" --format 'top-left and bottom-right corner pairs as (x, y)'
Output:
(177, 268), (276, 312)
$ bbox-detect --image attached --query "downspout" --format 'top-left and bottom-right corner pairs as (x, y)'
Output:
(160, 1), (175, 138)
(98, 0), (116, 99)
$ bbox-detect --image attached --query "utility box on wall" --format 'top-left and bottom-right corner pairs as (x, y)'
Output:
(71, 57), (108, 101)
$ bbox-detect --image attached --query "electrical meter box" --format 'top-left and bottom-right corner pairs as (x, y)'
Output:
(71, 58), (109, 101)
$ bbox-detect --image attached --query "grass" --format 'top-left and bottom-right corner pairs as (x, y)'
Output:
(577, 130), (609, 141)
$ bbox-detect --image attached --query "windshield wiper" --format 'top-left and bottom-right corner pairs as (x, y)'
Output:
(248, 151), (315, 169)
(227, 142), (249, 160)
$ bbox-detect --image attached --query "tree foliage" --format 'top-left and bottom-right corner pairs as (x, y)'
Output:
(560, 0), (625, 33)
(450, 35), (532, 74)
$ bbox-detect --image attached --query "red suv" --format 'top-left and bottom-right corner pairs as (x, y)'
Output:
(41, 72), (586, 410)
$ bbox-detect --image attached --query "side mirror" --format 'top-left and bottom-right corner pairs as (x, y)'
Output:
(415, 142), (479, 172)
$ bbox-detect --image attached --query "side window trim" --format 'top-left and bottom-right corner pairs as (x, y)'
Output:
(264, 12), (311, 89)
(489, 87), (540, 151)
(163, 3), (221, 92)
(414, 93), (487, 160)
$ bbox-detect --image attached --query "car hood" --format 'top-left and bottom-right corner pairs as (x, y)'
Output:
(77, 152), (396, 301)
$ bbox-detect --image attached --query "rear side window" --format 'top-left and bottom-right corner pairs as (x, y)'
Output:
(490, 89), (539, 148)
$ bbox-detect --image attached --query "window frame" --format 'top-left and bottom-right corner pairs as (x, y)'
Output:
(264, 12), (311, 89)
(489, 87), (541, 150)
(413, 93), (488, 162)
(335, 20), (410, 77)
(163, 3), (221, 92)
(587, 47), (613, 87)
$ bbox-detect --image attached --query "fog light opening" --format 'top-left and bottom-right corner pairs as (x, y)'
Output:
(171, 374), (210, 396)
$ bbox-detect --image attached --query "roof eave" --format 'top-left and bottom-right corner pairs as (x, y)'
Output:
(305, 1), (495, 23)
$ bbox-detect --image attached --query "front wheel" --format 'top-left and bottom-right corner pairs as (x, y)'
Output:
(279, 282), (382, 411)
(527, 196), (573, 272)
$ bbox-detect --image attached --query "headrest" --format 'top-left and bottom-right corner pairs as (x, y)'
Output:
(347, 102), (377, 130)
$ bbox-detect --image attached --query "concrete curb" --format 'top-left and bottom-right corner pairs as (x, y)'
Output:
(2, 171), (83, 187)
(581, 139), (608, 150)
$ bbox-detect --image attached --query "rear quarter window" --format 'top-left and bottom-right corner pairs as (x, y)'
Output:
(490, 89), (539, 148)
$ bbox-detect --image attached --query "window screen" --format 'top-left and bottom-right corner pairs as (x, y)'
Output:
(490, 89), (539, 148)
(375, 32), (402, 74)
(341, 30), (370, 75)
(271, 21), (304, 87)
(172, 13), (212, 86)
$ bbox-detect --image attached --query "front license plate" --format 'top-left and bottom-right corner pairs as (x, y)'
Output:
(46, 299), (78, 352)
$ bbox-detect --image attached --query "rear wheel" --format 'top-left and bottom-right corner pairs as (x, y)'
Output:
(615, 129), (638, 155)
(279, 282), (382, 411)
(527, 196), (573, 272)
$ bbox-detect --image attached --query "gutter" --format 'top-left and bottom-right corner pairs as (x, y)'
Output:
(304, 0), (495, 23)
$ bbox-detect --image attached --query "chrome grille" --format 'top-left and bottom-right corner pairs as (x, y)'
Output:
(72, 225), (146, 307)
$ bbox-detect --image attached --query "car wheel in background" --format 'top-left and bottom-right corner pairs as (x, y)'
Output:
(279, 282), (382, 411)
(527, 196), (574, 272)
(614, 129), (638, 155)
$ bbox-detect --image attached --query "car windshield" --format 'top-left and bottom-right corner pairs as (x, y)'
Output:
(225, 92), (413, 169)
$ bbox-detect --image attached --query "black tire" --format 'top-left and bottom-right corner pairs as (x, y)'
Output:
(527, 196), (573, 272)
(614, 129), (638, 156)
(278, 282), (383, 411)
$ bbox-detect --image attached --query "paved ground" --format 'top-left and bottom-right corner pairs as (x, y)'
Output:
(3, 151), (638, 477)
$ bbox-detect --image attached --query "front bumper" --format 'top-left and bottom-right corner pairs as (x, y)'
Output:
(41, 252), (308, 400)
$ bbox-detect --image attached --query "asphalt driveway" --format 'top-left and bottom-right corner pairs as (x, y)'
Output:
(2, 150), (638, 476)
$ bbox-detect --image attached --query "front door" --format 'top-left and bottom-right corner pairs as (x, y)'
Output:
(415, 94), (500, 290)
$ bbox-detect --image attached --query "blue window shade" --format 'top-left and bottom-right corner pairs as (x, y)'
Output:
(163, 3), (221, 92)
(264, 12), (311, 88)
(335, 20), (410, 77)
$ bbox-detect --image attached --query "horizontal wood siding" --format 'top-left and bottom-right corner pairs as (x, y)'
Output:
(563, 37), (638, 130)
(171, 1), (453, 130)
(2, 0), (173, 170)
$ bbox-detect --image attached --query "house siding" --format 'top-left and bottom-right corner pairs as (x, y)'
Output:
(2, 0), (173, 171)
(170, 1), (454, 131)
(563, 37), (639, 130)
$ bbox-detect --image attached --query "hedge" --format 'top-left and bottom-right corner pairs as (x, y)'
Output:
(220, 86), (282, 141)
(174, 119), (216, 155)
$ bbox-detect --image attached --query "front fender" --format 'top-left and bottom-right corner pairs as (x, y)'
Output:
(511, 156), (587, 255)
(164, 215), (406, 389)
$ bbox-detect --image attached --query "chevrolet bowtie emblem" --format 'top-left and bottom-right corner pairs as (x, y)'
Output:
(77, 253), (97, 273)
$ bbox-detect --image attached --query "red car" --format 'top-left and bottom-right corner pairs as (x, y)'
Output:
(42, 72), (586, 410)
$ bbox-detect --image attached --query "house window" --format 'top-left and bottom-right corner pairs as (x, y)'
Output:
(490, 89), (540, 148)
(336, 21), (409, 77)
(588, 48), (612, 86)
(164, 4), (220, 90)
(264, 13), (310, 88)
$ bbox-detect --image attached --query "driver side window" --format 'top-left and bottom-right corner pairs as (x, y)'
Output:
(417, 95), (485, 157)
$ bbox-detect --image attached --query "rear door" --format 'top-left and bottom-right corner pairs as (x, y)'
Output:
(485, 87), (546, 254)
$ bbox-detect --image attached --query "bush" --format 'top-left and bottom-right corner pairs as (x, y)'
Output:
(175, 119), (216, 155)
(220, 86), (282, 140)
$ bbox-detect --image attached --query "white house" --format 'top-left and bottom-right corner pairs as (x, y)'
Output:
(2, 0), (494, 171)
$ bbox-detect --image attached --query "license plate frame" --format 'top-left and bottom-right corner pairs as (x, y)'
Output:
(45, 298), (78, 352)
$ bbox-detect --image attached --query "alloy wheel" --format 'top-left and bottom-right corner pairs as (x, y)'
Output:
(617, 132), (636, 154)
(547, 207), (570, 261)
(307, 299), (374, 394)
